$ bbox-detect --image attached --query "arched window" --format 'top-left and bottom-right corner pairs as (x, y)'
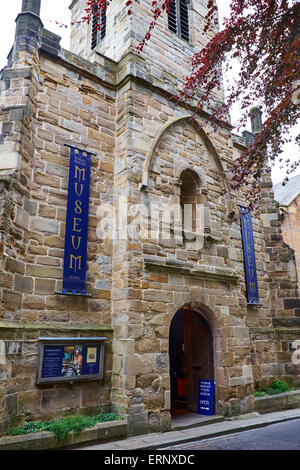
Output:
(168, 0), (190, 42)
(180, 169), (201, 236)
(91, 3), (107, 50)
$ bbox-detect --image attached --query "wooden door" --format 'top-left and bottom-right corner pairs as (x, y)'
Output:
(184, 309), (213, 412)
(169, 309), (186, 411)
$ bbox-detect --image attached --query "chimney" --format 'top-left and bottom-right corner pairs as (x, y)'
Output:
(249, 107), (263, 135)
(21, 0), (41, 16)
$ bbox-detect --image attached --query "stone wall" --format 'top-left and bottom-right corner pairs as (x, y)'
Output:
(0, 0), (299, 437)
(0, 29), (116, 434)
(250, 180), (300, 390)
(280, 194), (300, 285)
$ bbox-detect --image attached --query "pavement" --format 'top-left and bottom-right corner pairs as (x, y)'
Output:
(73, 407), (300, 450)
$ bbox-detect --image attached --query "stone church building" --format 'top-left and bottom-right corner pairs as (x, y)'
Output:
(0, 0), (299, 436)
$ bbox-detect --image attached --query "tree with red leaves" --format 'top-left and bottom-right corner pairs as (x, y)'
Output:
(81, 0), (299, 208)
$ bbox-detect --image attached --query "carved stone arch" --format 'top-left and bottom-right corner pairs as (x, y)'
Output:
(181, 299), (223, 333)
(175, 161), (207, 190)
(139, 115), (232, 213)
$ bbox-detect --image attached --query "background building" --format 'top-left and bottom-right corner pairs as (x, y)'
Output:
(0, 0), (299, 437)
(274, 175), (300, 283)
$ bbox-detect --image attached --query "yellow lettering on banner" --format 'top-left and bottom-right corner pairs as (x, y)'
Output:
(75, 182), (84, 197)
(247, 255), (254, 267)
(71, 236), (81, 250)
(75, 200), (82, 215)
(69, 255), (82, 272)
(73, 217), (82, 232)
(249, 282), (256, 293)
(74, 166), (85, 182)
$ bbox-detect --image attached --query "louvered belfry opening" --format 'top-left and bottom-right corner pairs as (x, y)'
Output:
(91, 2), (107, 50)
(168, 0), (189, 42)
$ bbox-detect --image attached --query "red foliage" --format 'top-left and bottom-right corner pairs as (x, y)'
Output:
(180, 0), (300, 208)
(80, 0), (299, 208)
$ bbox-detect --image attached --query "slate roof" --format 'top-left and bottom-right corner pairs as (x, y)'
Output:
(273, 174), (300, 206)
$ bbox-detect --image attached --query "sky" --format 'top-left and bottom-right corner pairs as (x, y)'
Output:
(0, 0), (298, 185)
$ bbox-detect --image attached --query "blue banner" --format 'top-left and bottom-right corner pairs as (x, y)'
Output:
(62, 145), (93, 295)
(240, 206), (260, 305)
(197, 379), (214, 415)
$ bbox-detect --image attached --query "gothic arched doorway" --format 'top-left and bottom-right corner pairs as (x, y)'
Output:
(169, 307), (214, 414)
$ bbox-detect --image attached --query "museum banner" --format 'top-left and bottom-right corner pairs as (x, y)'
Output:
(240, 205), (260, 305)
(62, 145), (93, 295)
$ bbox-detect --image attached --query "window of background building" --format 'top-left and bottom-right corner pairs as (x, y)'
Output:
(168, 0), (190, 42)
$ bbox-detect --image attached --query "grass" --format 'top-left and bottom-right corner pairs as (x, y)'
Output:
(8, 413), (123, 442)
(253, 379), (295, 397)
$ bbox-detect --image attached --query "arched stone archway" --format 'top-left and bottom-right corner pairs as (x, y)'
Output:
(139, 115), (232, 213)
(169, 306), (214, 415)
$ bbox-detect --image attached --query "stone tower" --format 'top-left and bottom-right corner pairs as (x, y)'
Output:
(0, 0), (299, 438)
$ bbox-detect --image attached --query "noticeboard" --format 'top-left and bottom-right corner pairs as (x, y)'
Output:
(197, 379), (214, 415)
(36, 337), (107, 384)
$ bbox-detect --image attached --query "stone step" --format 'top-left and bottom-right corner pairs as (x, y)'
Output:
(171, 412), (225, 431)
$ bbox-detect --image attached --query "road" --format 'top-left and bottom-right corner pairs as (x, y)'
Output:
(161, 418), (300, 450)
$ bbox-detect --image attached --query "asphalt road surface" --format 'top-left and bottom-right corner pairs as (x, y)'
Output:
(162, 418), (300, 450)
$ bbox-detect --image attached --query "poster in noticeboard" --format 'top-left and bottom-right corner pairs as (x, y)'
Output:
(36, 338), (106, 384)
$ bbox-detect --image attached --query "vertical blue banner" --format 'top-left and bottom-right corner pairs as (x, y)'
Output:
(62, 145), (93, 295)
(240, 206), (260, 305)
(197, 379), (214, 415)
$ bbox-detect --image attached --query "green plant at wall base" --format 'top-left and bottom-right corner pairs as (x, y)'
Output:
(253, 379), (295, 397)
(8, 414), (123, 441)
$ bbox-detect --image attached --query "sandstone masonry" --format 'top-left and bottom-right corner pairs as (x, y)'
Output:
(0, 0), (299, 437)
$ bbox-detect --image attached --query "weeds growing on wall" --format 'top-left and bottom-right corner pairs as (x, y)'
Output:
(8, 413), (123, 441)
(253, 379), (295, 397)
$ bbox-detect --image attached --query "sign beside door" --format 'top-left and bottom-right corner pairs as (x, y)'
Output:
(197, 379), (214, 415)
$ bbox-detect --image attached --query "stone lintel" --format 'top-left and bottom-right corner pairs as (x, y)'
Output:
(273, 318), (300, 328)
(248, 326), (300, 334)
(0, 321), (114, 332)
(143, 255), (239, 284)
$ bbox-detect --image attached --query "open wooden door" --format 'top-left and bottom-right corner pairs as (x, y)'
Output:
(184, 309), (214, 412)
(169, 308), (214, 414)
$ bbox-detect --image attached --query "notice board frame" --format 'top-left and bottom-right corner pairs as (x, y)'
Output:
(36, 337), (107, 385)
